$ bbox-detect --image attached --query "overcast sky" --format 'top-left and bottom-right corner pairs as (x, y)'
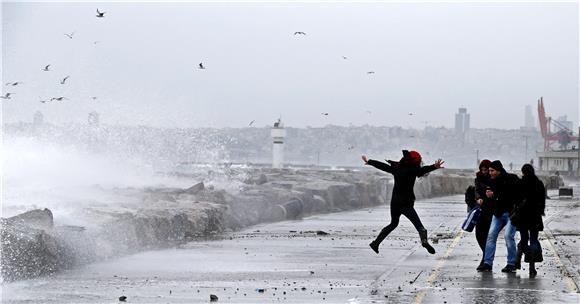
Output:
(1, 1), (578, 129)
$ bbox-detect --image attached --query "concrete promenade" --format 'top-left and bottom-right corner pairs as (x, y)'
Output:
(2, 191), (579, 303)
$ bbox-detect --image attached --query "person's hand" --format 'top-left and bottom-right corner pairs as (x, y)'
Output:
(434, 159), (445, 169)
(486, 189), (494, 198)
(477, 198), (483, 205)
(362, 155), (368, 164)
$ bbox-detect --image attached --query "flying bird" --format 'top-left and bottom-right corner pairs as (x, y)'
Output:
(198, 63), (205, 69)
(39, 99), (50, 103)
(5, 82), (22, 86)
(91, 96), (98, 100)
(96, 9), (106, 18)
(64, 32), (75, 39)
(321, 112), (329, 116)
(60, 76), (70, 84)
(50, 97), (67, 101)
(294, 31), (306, 35)
(365, 110), (372, 115)
(342, 56), (348, 60)
(248, 120), (255, 127)
(408, 112), (414, 116)
(0, 93), (13, 99)
(366, 71), (375, 74)
(42, 65), (51, 71)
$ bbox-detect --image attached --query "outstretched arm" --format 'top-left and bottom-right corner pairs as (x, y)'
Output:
(386, 160), (399, 166)
(418, 158), (444, 176)
(362, 155), (393, 173)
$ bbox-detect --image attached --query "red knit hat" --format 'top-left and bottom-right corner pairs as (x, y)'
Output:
(407, 150), (422, 166)
(479, 159), (492, 169)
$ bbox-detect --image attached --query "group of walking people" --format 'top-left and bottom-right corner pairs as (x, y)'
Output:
(361, 150), (545, 277)
(471, 159), (545, 277)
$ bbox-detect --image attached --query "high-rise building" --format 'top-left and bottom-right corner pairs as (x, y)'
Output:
(525, 105), (536, 129)
(455, 108), (470, 135)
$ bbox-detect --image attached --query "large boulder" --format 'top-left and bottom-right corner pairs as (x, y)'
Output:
(0, 209), (62, 282)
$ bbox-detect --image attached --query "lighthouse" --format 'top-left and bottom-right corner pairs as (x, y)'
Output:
(271, 118), (286, 168)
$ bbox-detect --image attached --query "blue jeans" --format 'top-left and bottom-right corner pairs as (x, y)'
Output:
(484, 212), (517, 266)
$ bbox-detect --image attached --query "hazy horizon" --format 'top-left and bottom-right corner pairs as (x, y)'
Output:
(0, 118), (555, 131)
(2, 2), (578, 130)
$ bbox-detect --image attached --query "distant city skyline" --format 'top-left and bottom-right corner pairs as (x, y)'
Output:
(2, 2), (578, 129)
(13, 103), (570, 131)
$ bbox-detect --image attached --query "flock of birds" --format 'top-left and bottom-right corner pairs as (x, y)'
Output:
(2, 8), (417, 134)
(1, 10), (347, 104)
(1, 9), (108, 102)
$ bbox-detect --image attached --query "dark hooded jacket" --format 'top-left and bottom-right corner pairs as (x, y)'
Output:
(367, 159), (437, 207)
(514, 175), (546, 231)
(488, 169), (522, 217)
(474, 172), (494, 215)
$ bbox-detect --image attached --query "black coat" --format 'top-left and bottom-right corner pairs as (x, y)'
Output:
(367, 159), (437, 207)
(488, 171), (522, 218)
(474, 173), (494, 216)
(474, 172), (490, 200)
(515, 175), (545, 231)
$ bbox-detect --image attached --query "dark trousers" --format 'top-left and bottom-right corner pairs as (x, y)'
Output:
(520, 230), (539, 249)
(519, 229), (542, 263)
(374, 205), (425, 244)
(475, 214), (492, 252)
(475, 214), (492, 264)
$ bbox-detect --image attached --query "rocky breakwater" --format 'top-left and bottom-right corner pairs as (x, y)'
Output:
(414, 172), (474, 199)
(1, 167), (474, 281)
(231, 168), (390, 225)
(1, 209), (62, 282)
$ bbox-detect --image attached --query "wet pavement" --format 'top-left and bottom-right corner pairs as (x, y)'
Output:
(2, 192), (579, 303)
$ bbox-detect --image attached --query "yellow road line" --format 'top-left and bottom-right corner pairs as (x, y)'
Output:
(413, 228), (578, 304)
(413, 229), (465, 304)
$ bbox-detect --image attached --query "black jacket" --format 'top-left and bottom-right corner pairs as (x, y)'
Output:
(367, 159), (437, 207)
(514, 175), (546, 231)
(488, 171), (522, 218)
(474, 172), (494, 215)
(474, 172), (490, 200)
